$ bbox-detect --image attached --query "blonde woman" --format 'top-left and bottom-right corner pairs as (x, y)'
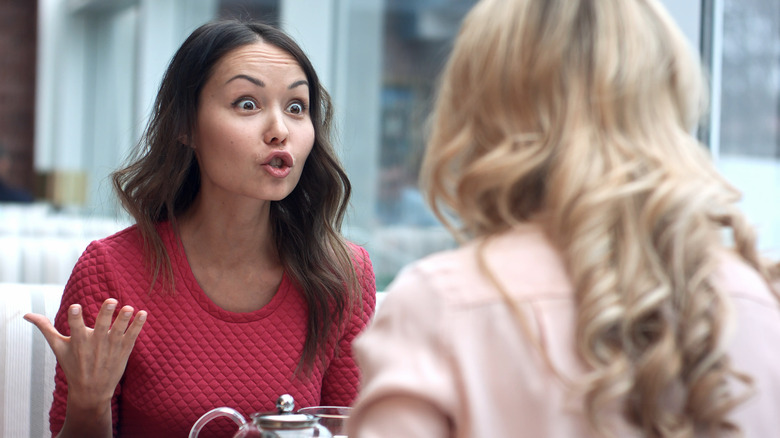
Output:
(347, 0), (780, 437)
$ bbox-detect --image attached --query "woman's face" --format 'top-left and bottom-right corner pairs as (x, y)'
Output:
(192, 40), (315, 205)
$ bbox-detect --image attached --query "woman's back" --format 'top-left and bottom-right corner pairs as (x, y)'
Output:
(349, 0), (780, 435)
(352, 223), (780, 437)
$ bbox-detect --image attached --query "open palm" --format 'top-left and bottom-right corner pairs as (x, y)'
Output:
(24, 298), (147, 411)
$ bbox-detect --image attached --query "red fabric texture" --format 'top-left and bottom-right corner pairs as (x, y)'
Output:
(49, 222), (376, 437)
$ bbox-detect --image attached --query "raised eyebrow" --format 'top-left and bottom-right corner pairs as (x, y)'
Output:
(226, 74), (264, 87)
(288, 80), (309, 90)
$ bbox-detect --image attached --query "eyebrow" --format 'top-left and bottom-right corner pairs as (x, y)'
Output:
(226, 74), (264, 87)
(225, 75), (309, 90)
(288, 80), (309, 90)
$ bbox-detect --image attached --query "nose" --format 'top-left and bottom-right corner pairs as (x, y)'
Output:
(263, 107), (289, 146)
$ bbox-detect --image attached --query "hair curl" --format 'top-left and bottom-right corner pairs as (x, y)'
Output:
(421, 0), (779, 435)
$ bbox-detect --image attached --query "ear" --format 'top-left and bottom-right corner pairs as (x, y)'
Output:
(178, 134), (194, 148)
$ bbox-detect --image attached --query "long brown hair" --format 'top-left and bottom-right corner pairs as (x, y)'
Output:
(422, 0), (778, 435)
(112, 19), (359, 370)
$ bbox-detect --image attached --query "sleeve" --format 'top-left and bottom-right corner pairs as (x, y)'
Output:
(346, 264), (456, 438)
(320, 244), (377, 406)
(49, 240), (124, 438)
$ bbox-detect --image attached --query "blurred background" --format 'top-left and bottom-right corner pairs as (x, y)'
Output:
(0, 0), (778, 289)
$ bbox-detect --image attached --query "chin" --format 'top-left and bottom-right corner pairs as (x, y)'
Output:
(262, 190), (295, 202)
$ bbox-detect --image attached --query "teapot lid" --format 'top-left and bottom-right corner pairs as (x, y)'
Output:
(250, 394), (320, 430)
(252, 413), (320, 430)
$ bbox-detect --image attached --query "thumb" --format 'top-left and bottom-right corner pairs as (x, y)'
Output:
(23, 313), (65, 351)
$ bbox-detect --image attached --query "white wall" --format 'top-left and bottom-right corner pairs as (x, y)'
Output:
(35, 0), (217, 215)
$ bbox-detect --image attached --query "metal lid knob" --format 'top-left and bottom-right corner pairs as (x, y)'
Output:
(276, 394), (295, 414)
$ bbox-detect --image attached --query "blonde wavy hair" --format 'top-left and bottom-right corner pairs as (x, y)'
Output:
(421, 0), (779, 436)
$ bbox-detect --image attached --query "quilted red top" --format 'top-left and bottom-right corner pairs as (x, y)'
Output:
(49, 222), (376, 437)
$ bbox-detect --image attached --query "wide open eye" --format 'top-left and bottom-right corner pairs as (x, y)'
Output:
(233, 98), (258, 111)
(287, 101), (306, 115)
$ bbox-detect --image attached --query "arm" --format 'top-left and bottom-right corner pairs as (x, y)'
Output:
(320, 245), (377, 406)
(347, 264), (455, 438)
(24, 241), (147, 438)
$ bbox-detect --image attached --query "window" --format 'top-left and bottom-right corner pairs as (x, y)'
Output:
(332, 0), (477, 289)
(219, 0), (279, 23)
(715, 0), (780, 257)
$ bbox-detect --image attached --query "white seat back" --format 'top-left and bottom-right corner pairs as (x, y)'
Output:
(0, 283), (63, 438)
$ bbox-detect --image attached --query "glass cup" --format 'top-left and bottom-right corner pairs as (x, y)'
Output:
(297, 406), (352, 438)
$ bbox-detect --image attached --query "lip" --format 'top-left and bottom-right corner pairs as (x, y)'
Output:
(261, 151), (294, 178)
(263, 151), (294, 168)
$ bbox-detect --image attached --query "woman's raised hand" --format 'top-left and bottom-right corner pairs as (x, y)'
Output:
(24, 298), (147, 412)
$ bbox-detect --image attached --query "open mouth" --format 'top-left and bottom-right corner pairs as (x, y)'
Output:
(264, 152), (293, 169)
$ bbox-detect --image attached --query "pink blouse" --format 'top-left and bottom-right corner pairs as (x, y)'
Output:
(348, 224), (780, 437)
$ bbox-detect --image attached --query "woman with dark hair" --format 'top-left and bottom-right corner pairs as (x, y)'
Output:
(24, 19), (375, 437)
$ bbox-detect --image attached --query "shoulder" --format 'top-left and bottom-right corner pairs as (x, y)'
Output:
(84, 221), (177, 257)
(67, 224), (150, 288)
(389, 224), (569, 307)
(346, 241), (372, 268)
(345, 240), (375, 286)
(74, 224), (140, 263)
(714, 250), (779, 308)
(717, 253), (780, 429)
(345, 243), (376, 319)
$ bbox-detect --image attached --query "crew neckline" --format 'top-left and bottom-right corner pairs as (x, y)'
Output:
(159, 221), (291, 323)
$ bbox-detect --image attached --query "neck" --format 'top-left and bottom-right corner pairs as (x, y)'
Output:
(178, 194), (278, 269)
(176, 195), (285, 312)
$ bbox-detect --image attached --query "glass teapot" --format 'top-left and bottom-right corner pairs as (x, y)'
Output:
(189, 394), (333, 438)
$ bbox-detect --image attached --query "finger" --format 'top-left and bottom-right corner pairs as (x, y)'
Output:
(67, 304), (87, 337)
(122, 310), (147, 346)
(23, 313), (66, 353)
(109, 306), (134, 339)
(93, 299), (118, 333)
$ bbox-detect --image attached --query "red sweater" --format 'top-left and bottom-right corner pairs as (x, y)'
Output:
(50, 222), (376, 437)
